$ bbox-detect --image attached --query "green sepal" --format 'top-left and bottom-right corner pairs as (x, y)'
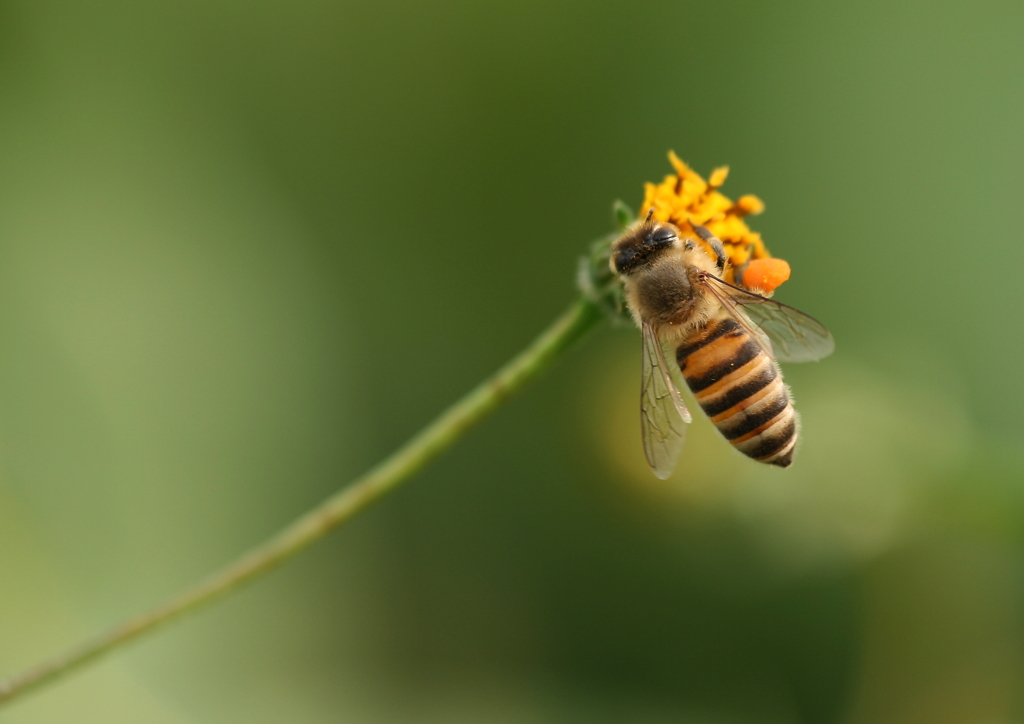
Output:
(576, 201), (634, 324)
(612, 199), (635, 231)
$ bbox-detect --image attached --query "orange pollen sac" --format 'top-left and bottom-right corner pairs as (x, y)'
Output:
(640, 151), (788, 291)
(742, 258), (791, 294)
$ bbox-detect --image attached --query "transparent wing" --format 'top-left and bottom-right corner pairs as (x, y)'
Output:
(640, 322), (692, 479)
(701, 275), (835, 363)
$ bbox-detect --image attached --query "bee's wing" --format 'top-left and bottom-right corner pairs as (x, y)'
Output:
(640, 322), (692, 479)
(701, 275), (835, 363)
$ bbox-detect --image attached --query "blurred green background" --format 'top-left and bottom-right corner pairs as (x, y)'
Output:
(1, 1), (1022, 722)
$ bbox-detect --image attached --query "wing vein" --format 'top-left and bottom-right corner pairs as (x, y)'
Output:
(640, 323), (691, 479)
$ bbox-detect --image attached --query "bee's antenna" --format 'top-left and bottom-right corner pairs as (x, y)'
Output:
(644, 208), (655, 223)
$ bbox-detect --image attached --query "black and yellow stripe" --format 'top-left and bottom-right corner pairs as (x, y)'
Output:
(676, 316), (797, 467)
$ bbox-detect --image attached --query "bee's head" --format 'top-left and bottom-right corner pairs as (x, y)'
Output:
(610, 215), (681, 276)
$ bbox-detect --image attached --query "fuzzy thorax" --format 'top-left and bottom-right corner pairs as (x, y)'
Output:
(611, 219), (723, 345)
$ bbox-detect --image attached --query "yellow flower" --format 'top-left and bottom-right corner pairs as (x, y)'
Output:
(640, 151), (788, 292)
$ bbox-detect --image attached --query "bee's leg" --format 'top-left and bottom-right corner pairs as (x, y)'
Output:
(691, 222), (726, 274)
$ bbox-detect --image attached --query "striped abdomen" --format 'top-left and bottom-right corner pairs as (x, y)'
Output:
(676, 316), (798, 467)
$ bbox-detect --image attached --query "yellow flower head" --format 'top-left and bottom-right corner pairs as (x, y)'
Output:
(641, 151), (789, 292)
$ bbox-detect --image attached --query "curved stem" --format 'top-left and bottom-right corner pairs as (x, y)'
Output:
(0, 296), (605, 706)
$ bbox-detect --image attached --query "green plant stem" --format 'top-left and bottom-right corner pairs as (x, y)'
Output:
(0, 296), (604, 707)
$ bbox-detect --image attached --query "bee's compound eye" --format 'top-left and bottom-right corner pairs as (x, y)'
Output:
(613, 249), (635, 272)
(650, 226), (677, 244)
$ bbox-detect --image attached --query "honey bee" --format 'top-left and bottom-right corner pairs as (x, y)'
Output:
(610, 211), (834, 479)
